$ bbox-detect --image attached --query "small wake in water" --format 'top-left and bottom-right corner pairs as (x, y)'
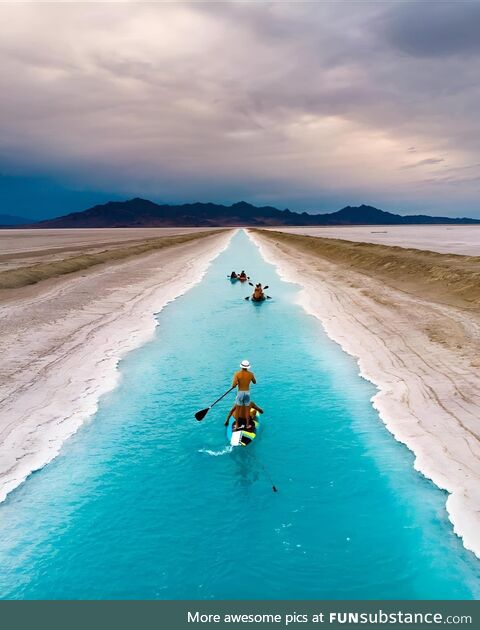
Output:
(198, 446), (233, 457)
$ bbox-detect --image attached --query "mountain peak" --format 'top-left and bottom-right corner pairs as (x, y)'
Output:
(126, 197), (158, 206)
(231, 200), (254, 208)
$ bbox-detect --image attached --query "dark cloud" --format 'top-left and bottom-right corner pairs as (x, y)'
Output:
(0, 2), (479, 217)
(381, 2), (480, 57)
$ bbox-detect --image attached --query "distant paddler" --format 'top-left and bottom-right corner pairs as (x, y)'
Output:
(252, 283), (265, 302)
(225, 401), (264, 431)
(238, 270), (248, 282)
(229, 271), (238, 280)
(232, 359), (256, 427)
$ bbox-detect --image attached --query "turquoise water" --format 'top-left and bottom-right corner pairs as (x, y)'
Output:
(0, 230), (479, 600)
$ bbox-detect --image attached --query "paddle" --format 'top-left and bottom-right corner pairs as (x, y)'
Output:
(249, 282), (269, 290)
(195, 385), (236, 421)
(249, 451), (278, 493)
(266, 470), (278, 493)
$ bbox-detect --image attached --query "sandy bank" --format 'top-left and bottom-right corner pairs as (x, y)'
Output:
(0, 229), (233, 502)
(250, 229), (480, 559)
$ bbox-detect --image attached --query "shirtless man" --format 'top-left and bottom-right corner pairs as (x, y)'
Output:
(231, 359), (256, 426)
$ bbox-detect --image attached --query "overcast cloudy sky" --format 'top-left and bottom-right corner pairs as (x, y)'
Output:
(1, 1), (480, 218)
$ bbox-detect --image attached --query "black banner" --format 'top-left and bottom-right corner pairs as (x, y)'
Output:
(0, 600), (477, 630)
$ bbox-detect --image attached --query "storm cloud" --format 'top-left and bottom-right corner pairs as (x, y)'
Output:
(0, 1), (479, 217)
(381, 2), (480, 57)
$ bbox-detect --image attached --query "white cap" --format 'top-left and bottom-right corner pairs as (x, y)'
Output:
(240, 359), (251, 369)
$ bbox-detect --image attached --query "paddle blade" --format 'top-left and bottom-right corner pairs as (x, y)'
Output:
(195, 407), (209, 421)
(248, 282), (254, 286)
(264, 285), (269, 290)
(245, 296), (250, 300)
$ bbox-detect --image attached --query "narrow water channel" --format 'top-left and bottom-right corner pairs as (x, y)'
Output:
(0, 230), (478, 599)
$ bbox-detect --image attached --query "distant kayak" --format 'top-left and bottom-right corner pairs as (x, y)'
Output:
(226, 415), (259, 447)
(249, 282), (269, 302)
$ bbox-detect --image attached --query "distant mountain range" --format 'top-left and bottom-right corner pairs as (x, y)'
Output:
(5, 198), (480, 228)
(0, 213), (31, 226)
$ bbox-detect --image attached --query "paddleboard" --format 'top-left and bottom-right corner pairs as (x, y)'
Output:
(226, 415), (259, 447)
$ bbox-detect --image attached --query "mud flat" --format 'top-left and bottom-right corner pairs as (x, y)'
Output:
(0, 229), (233, 502)
(250, 229), (480, 559)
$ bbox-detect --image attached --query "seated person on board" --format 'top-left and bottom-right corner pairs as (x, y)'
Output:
(225, 401), (264, 431)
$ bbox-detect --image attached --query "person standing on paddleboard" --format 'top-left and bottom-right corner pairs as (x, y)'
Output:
(232, 360), (256, 428)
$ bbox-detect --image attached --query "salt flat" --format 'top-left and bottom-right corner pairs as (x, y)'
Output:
(268, 225), (480, 256)
(0, 227), (222, 272)
(0, 227), (217, 255)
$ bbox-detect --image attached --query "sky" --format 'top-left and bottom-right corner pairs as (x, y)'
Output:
(1, 1), (480, 219)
